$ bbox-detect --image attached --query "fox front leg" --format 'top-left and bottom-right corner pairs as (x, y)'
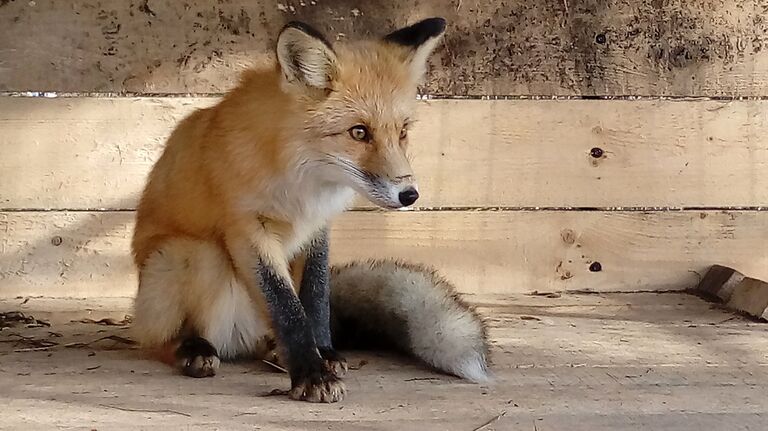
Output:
(297, 229), (347, 377)
(256, 258), (346, 402)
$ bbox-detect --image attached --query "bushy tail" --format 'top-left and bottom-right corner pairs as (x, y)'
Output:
(329, 260), (491, 383)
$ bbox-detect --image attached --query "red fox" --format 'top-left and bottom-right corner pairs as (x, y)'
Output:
(130, 17), (489, 403)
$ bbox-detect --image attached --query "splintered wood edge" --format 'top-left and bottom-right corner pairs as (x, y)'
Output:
(694, 265), (768, 320)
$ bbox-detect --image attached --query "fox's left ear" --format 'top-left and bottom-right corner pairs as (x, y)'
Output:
(384, 17), (447, 82)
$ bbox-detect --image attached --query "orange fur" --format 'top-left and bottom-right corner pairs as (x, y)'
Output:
(132, 44), (423, 268)
(130, 20), (446, 366)
(147, 342), (181, 367)
(126, 18), (490, 394)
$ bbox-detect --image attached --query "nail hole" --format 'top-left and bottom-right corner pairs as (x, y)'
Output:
(589, 262), (602, 272)
(51, 236), (63, 246)
(595, 33), (606, 44)
(590, 147), (604, 158)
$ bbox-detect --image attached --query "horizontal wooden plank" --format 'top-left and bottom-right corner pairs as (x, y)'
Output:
(2, 210), (766, 298)
(1, 1), (766, 96)
(4, 294), (768, 430)
(2, 97), (768, 210)
(3, 294), (768, 430)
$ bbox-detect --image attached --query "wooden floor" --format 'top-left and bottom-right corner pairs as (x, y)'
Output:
(1, 293), (767, 430)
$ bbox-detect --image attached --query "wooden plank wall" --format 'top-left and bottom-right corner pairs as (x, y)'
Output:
(2, 0), (768, 96)
(1, 1), (767, 297)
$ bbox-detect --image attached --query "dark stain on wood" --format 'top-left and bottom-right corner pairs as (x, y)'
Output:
(137, 0), (156, 18)
(218, 8), (251, 36)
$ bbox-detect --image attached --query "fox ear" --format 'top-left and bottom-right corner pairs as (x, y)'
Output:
(277, 22), (338, 90)
(384, 17), (446, 82)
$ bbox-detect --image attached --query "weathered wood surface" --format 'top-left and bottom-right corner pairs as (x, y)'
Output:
(2, 293), (767, 429)
(695, 265), (768, 320)
(3, 97), (767, 210)
(728, 277), (768, 320)
(1, 1), (766, 96)
(2, 210), (766, 298)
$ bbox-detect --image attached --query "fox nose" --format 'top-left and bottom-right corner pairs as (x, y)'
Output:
(398, 188), (419, 207)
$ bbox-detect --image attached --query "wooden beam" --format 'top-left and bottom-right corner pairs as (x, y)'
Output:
(2, 97), (768, 210)
(2, 210), (766, 298)
(0, 1), (766, 96)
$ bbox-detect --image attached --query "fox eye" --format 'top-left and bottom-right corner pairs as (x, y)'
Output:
(348, 125), (369, 142)
(399, 127), (408, 140)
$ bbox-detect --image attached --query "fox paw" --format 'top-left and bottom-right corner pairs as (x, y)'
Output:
(176, 337), (220, 378)
(319, 347), (348, 378)
(289, 371), (346, 403)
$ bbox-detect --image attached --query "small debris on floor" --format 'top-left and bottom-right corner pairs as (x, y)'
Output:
(471, 410), (507, 431)
(528, 291), (562, 298)
(258, 388), (290, 397)
(261, 359), (287, 373)
(404, 377), (441, 382)
(1, 311), (50, 329)
(2, 333), (59, 351)
(63, 335), (136, 350)
(72, 315), (133, 326)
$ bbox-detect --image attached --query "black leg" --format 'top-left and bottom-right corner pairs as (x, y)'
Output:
(297, 229), (347, 377)
(258, 257), (345, 403)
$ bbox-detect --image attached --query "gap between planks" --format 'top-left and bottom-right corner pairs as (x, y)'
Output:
(2, 207), (767, 213)
(4, 92), (768, 101)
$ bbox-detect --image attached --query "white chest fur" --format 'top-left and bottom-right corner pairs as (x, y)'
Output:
(283, 184), (355, 257)
(237, 178), (356, 259)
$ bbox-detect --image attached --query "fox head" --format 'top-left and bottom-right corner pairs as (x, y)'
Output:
(276, 18), (446, 209)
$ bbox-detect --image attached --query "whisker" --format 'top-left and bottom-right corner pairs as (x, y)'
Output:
(320, 153), (371, 182)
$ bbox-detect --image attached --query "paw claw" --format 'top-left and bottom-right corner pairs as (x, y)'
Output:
(326, 358), (348, 378)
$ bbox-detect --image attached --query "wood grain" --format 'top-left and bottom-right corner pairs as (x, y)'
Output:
(1, 1), (766, 96)
(2, 210), (766, 298)
(2, 97), (767, 210)
(3, 293), (768, 430)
